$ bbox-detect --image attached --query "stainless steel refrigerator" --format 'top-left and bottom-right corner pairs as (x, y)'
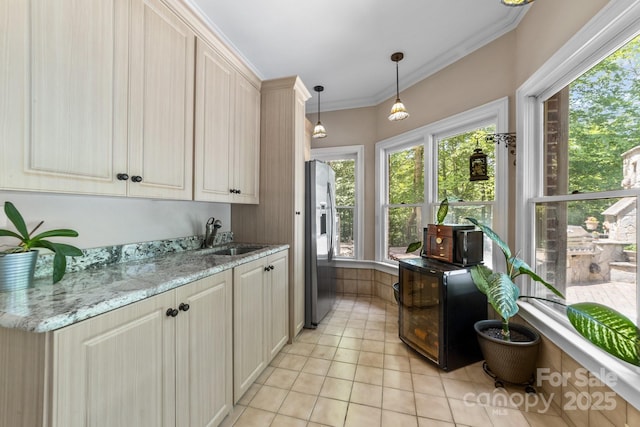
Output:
(305, 160), (337, 328)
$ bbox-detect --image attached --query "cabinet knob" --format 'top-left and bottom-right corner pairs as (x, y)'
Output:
(269, 265), (274, 271)
(166, 308), (179, 317)
(131, 175), (143, 183)
(295, 211), (301, 215)
(117, 173), (129, 181)
(264, 266), (270, 272)
(179, 302), (190, 312)
(237, 189), (241, 194)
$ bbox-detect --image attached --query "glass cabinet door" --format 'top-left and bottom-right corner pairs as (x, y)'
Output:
(399, 266), (440, 363)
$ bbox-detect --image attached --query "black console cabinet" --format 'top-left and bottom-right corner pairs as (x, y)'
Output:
(398, 258), (487, 371)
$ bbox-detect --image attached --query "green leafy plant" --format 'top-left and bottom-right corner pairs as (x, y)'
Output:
(0, 201), (83, 283)
(466, 217), (639, 366)
(406, 198), (449, 253)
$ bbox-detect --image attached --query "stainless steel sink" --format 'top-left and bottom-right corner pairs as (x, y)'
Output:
(211, 246), (266, 256)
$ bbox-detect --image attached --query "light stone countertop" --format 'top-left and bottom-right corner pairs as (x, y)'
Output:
(0, 244), (288, 333)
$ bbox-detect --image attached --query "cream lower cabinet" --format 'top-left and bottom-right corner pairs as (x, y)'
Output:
(233, 249), (289, 402)
(52, 271), (232, 427)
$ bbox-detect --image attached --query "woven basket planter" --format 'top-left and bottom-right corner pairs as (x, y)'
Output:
(474, 319), (540, 385)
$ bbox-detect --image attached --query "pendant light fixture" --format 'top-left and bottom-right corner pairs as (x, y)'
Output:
(500, 0), (534, 6)
(388, 52), (409, 121)
(312, 85), (327, 139)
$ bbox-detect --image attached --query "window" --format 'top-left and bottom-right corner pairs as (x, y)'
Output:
(533, 36), (640, 322)
(436, 127), (497, 266)
(386, 144), (424, 261)
(376, 98), (509, 265)
(517, 1), (640, 407)
(524, 22), (640, 324)
(311, 146), (364, 259)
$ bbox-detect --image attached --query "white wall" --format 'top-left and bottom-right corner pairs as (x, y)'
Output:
(0, 191), (230, 249)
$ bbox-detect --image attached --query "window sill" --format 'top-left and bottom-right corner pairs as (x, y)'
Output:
(517, 300), (640, 410)
(333, 258), (399, 276)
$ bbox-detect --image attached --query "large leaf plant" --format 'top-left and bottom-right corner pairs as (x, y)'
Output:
(0, 201), (83, 283)
(466, 217), (639, 366)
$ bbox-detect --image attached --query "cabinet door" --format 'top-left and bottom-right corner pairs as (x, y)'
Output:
(52, 291), (176, 427)
(175, 271), (233, 427)
(1, 0), (128, 195)
(128, 0), (195, 200)
(194, 39), (233, 202)
(292, 95), (309, 338)
(267, 250), (289, 361)
(233, 258), (267, 403)
(231, 76), (261, 204)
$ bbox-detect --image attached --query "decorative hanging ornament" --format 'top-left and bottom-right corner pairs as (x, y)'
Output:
(470, 146), (489, 181)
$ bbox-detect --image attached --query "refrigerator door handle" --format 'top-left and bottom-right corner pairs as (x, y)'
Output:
(326, 182), (335, 260)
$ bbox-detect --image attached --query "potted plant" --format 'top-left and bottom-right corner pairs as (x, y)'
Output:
(0, 201), (83, 291)
(465, 217), (639, 388)
(584, 216), (600, 231)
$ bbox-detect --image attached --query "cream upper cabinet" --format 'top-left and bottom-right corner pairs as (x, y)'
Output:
(194, 39), (260, 204)
(128, 0), (195, 200)
(0, 0), (129, 195)
(51, 271), (232, 427)
(1, 0), (195, 199)
(231, 76), (261, 203)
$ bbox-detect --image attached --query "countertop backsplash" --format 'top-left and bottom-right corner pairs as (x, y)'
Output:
(34, 231), (234, 279)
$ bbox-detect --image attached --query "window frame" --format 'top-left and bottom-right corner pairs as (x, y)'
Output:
(311, 145), (364, 260)
(516, 0), (640, 408)
(375, 97), (509, 265)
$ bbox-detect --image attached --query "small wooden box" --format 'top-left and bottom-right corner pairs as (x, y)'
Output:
(424, 224), (476, 264)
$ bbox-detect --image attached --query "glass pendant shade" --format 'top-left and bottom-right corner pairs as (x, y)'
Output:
(501, 0), (534, 6)
(388, 52), (409, 122)
(388, 99), (409, 121)
(312, 85), (327, 139)
(313, 121), (327, 138)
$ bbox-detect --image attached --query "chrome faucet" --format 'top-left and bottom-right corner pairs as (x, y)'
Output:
(203, 217), (222, 248)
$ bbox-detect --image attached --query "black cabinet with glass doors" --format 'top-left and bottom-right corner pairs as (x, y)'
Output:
(398, 258), (487, 371)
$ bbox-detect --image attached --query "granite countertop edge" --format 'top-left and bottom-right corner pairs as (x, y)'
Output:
(0, 244), (289, 333)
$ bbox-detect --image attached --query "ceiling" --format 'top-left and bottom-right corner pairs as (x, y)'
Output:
(187, 0), (531, 113)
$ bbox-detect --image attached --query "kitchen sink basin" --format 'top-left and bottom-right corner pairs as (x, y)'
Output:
(211, 246), (266, 256)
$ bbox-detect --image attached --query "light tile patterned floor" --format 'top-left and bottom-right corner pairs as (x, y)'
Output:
(221, 294), (569, 427)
